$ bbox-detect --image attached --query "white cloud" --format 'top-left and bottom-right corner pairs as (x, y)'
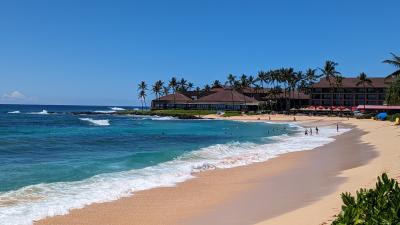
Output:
(2, 91), (27, 100)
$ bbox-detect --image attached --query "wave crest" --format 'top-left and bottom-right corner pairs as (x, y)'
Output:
(0, 124), (349, 225)
(7, 111), (20, 114)
(79, 118), (110, 126)
(28, 110), (49, 115)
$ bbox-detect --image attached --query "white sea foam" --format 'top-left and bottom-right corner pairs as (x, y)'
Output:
(94, 110), (116, 114)
(28, 110), (49, 115)
(110, 107), (125, 111)
(79, 118), (110, 126)
(150, 116), (176, 121)
(132, 115), (177, 121)
(0, 124), (349, 225)
(7, 111), (20, 114)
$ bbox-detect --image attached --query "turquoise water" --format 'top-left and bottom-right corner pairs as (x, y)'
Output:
(1, 104), (350, 225)
(0, 107), (285, 191)
(0, 105), (291, 193)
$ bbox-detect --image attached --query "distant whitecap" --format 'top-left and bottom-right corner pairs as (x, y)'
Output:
(79, 118), (110, 126)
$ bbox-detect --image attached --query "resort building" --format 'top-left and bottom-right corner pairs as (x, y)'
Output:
(241, 88), (310, 110)
(310, 77), (393, 107)
(151, 88), (259, 111)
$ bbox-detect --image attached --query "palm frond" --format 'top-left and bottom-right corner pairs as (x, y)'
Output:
(382, 60), (400, 68)
(387, 70), (400, 78)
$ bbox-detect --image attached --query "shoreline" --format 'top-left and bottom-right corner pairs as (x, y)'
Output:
(35, 116), (399, 225)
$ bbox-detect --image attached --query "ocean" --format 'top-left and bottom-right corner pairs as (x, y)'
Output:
(0, 104), (347, 225)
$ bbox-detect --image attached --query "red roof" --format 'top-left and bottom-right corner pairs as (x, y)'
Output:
(356, 105), (400, 110)
(194, 89), (258, 104)
(156, 93), (192, 102)
(313, 77), (394, 88)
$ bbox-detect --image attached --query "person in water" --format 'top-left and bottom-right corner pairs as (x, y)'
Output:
(337, 123), (339, 132)
(305, 129), (308, 135)
(315, 126), (319, 134)
(309, 127), (312, 135)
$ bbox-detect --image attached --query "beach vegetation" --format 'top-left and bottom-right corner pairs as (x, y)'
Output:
(387, 113), (400, 122)
(332, 173), (400, 225)
(152, 80), (164, 100)
(319, 61), (342, 111)
(138, 81), (148, 110)
(168, 77), (178, 107)
(382, 52), (400, 79)
(116, 109), (216, 119)
(222, 111), (242, 117)
(385, 77), (400, 105)
(226, 74), (237, 108)
(356, 73), (372, 111)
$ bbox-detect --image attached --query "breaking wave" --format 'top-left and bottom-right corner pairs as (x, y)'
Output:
(79, 118), (110, 126)
(0, 124), (349, 225)
(7, 111), (20, 114)
(28, 110), (49, 115)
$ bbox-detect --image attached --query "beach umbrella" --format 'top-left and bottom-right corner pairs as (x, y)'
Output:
(377, 112), (388, 121)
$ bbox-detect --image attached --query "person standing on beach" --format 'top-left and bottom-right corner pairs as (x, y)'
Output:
(337, 123), (339, 132)
(316, 126), (319, 134)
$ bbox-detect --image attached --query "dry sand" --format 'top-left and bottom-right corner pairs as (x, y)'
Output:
(36, 115), (400, 225)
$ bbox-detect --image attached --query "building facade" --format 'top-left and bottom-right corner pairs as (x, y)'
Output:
(151, 88), (259, 111)
(311, 77), (393, 107)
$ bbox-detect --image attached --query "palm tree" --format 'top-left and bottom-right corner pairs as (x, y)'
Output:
(239, 74), (250, 110)
(169, 77), (178, 107)
(385, 77), (400, 105)
(257, 71), (267, 90)
(293, 71), (303, 108)
(187, 82), (194, 91)
(247, 75), (256, 98)
(356, 72), (372, 110)
(178, 78), (188, 92)
(138, 81), (148, 110)
(204, 84), (211, 92)
(305, 68), (320, 88)
(334, 75), (344, 106)
(226, 74), (237, 110)
(162, 86), (170, 96)
(212, 80), (222, 88)
(152, 80), (164, 100)
(281, 68), (296, 111)
(382, 53), (400, 79)
(319, 61), (341, 110)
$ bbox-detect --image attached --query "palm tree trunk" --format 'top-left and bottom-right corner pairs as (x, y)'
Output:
(243, 90), (247, 112)
(231, 90), (235, 111)
(173, 90), (176, 109)
(364, 84), (366, 111)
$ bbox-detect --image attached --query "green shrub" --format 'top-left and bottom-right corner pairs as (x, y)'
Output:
(387, 113), (400, 122)
(222, 111), (242, 117)
(332, 173), (400, 225)
(115, 109), (216, 119)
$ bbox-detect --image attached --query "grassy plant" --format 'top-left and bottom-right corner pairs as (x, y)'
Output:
(332, 173), (400, 225)
(115, 109), (216, 119)
(222, 111), (242, 117)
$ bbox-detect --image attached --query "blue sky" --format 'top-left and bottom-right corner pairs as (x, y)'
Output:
(0, 0), (399, 106)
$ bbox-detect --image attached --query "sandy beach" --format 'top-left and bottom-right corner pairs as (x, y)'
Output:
(36, 115), (400, 225)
